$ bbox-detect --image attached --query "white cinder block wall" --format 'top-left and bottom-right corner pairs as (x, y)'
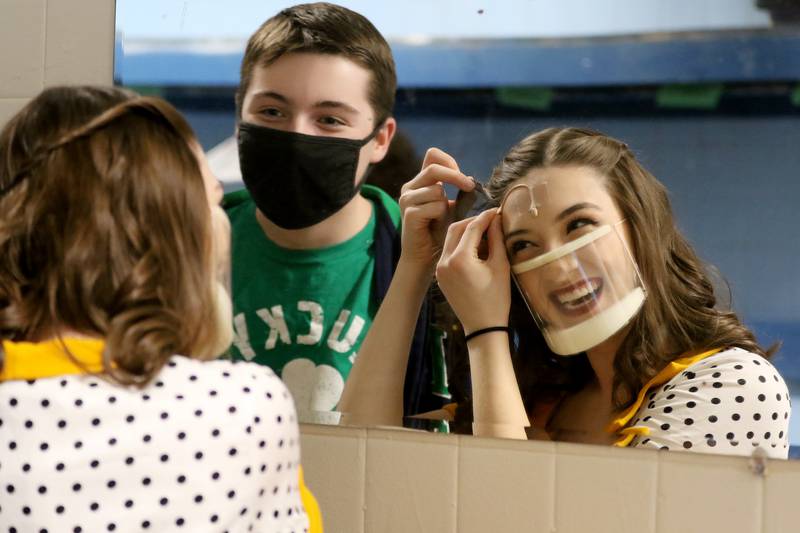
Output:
(301, 424), (800, 533)
(0, 0), (114, 127)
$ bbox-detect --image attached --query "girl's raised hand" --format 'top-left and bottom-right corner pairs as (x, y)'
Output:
(435, 208), (511, 334)
(398, 148), (474, 271)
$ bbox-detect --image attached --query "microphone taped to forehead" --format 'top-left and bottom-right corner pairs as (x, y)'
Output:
(498, 181), (550, 220)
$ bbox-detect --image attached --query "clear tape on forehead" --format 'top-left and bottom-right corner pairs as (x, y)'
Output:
(511, 225), (612, 274)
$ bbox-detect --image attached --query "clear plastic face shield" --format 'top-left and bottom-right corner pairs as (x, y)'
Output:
(499, 178), (646, 355)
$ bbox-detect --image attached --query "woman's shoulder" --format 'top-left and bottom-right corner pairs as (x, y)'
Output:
(678, 347), (786, 387)
(165, 355), (281, 380)
(628, 347), (791, 458)
(658, 347), (790, 415)
(160, 355), (294, 405)
(689, 346), (780, 366)
(161, 355), (289, 386)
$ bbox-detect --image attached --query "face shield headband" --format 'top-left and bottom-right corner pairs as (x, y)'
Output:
(499, 181), (647, 355)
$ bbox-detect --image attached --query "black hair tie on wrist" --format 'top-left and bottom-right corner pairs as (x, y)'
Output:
(464, 326), (511, 343)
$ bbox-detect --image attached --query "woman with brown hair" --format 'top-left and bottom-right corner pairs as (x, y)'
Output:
(0, 87), (312, 531)
(340, 127), (790, 458)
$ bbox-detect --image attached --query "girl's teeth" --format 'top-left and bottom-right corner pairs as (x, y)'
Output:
(558, 280), (599, 305)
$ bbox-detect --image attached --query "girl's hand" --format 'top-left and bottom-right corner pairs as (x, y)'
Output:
(435, 208), (511, 334)
(398, 148), (474, 272)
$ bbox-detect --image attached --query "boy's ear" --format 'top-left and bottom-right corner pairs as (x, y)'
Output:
(367, 117), (397, 164)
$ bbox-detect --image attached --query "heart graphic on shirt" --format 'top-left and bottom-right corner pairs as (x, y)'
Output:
(281, 358), (344, 423)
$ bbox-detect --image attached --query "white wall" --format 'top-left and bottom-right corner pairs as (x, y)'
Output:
(0, 0), (115, 127)
(118, 0), (771, 41)
(301, 423), (800, 533)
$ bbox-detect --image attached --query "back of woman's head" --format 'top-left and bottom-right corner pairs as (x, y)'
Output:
(0, 87), (135, 178)
(487, 127), (769, 409)
(0, 87), (225, 385)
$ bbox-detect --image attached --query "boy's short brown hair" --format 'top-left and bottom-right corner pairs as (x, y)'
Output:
(236, 2), (396, 124)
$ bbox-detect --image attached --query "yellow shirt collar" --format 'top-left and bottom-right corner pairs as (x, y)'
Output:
(0, 338), (106, 382)
(607, 347), (723, 446)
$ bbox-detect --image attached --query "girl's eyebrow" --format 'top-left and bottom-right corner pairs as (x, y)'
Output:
(503, 227), (530, 243)
(503, 202), (601, 243)
(556, 202), (601, 222)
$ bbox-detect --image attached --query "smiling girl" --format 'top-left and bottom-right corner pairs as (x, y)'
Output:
(341, 127), (791, 458)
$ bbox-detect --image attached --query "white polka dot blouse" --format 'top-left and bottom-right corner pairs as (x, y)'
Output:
(0, 355), (310, 532)
(628, 348), (791, 458)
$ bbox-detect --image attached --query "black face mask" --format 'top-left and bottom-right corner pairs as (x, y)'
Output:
(237, 122), (381, 230)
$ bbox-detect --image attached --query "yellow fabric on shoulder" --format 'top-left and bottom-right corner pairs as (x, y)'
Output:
(0, 338), (106, 381)
(607, 348), (722, 447)
(299, 465), (324, 533)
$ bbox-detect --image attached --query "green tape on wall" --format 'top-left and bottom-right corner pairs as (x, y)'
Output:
(656, 84), (723, 109)
(496, 87), (553, 111)
(791, 84), (800, 107)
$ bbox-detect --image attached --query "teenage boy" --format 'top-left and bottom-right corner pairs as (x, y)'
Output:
(224, 3), (449, 422)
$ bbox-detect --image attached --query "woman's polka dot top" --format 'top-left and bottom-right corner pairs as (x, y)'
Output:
(0, 355), (310, 532)
(629, 348), (791, 458)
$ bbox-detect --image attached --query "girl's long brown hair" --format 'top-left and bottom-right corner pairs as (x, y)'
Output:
(0, 87), (225, 385)
(485, 127), (773, 412)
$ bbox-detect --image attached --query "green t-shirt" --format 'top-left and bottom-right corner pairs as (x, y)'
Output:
(224, 185), (395, 422)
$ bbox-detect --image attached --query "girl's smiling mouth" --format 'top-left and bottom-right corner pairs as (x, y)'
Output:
(549, 277), (603, 317)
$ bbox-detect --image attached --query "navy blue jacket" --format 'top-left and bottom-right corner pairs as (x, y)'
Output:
(371, 190), (444, 417)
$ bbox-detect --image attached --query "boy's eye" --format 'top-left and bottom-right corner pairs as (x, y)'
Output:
(259, 107), (284, 118)
(318, 116), (346, 127)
